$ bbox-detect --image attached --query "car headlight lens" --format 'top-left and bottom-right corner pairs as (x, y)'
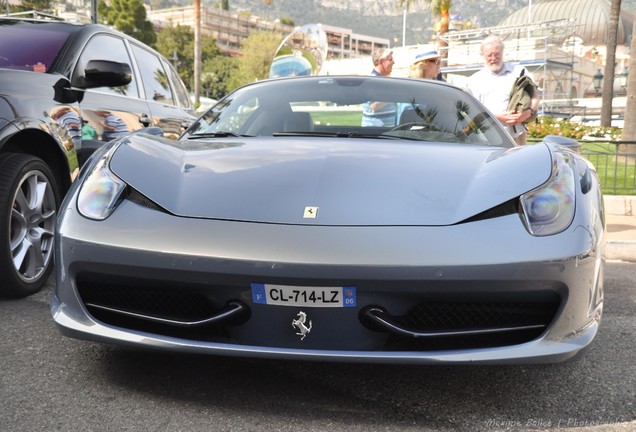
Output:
(520, 150), (575, 236)
(77, 148), (126, 220)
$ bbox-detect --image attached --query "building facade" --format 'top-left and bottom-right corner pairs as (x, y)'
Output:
(440, 0), (633, 118)
(148, 6), (389, 59)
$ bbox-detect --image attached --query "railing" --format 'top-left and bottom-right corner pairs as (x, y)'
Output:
(580, 141), (636, 195)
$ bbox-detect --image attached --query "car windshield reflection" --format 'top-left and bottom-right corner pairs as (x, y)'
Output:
(188, 76), (510, 147)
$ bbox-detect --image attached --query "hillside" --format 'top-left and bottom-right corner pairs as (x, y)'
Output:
(154, 0), (636, 43)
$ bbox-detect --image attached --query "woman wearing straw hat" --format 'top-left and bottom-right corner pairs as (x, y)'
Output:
(408, 50), (443, 80)
(396, 50), (444, 123)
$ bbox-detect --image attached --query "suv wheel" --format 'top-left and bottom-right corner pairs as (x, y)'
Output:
(0, 154), (60, 298)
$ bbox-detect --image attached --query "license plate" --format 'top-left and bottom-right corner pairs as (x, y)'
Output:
(251, 283), (356, 308)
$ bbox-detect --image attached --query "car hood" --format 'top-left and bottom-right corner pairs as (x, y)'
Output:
(109, 135), (553, 226)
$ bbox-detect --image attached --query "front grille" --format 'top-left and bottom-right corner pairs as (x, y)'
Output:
(403, 301), (555, 329)
(76, 274), (234, 341)
(76, 272), (562, 352)
(382, 298), (560, 350)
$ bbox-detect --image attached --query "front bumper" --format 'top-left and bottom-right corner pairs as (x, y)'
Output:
(52, 198), (604, 364)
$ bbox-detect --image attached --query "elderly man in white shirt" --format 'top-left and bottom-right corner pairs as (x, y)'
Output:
(466, 35), (540, 145)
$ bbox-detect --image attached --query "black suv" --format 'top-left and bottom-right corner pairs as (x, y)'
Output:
(0, 17), (196, 298)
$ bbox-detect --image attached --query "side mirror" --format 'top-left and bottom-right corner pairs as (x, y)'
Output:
(80, 60), (132, 88)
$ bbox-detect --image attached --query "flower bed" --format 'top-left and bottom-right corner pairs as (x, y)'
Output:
(527, 117), (622, 141)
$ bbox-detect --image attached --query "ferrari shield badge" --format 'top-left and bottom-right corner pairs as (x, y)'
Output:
(303, 206), (318, 219)
(292, 311), (312, 340)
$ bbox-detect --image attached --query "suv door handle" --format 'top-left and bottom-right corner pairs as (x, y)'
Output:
(139, 114), (151, 127)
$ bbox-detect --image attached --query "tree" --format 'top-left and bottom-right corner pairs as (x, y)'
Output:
(155, 24), (223, 91)
(397, 0), (452, 53)
(98, 0), (157, 46)
(622, 10), (636, 142)
(202, 57), (239, 100)
(601, 0), (622, 127)
(280, 17), (295, 26)
(10, 0), (52, 12)
(221, 0), (229, 10)
(226, 32), (283, 90)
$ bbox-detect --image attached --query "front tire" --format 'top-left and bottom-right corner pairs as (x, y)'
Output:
(0, 154), (61, 298)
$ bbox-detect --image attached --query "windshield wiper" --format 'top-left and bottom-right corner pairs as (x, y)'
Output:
(347, 132), (401, 140)
(272, 131), (401, 139)
(189, 131), (249, 138)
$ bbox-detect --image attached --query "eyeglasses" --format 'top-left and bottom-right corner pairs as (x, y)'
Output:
(482, 51), (502, 59)
(426, 58), (441, 65)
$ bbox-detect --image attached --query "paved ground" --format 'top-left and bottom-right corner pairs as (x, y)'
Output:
(604, 196), (636, 261)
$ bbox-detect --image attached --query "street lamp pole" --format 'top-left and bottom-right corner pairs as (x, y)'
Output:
(402, 4), (406, 47)
(527, 0), (532, 38)
(91, 0), (98, 23)
(172, 51), (179, 70)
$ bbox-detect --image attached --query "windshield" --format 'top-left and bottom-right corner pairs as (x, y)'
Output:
(188, 76), (511, 147)
(0, 20), (74, 72)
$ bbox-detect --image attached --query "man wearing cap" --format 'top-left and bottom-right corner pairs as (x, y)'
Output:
(362, 48), (397, 127)
(370, 47), (394, 77)
(409, 50), (443, 80)
(466, 35), (539, 145)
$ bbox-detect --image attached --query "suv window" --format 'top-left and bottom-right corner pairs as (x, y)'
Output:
(163, 58), (191, 109)
(131, 44), (174, 105)
(74, 33), (139, 98)
(0, 23), (72, 72)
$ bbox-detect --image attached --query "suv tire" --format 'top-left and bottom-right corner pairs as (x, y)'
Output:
(0, 154), (60, 298)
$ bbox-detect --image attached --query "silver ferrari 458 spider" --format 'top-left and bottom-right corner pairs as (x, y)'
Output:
(51, 76), (605, 364)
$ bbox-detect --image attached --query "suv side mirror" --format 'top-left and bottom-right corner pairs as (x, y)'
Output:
(80, 60), (132, 88)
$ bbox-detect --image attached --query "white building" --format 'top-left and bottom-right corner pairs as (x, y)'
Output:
(147, 6), (389, 59)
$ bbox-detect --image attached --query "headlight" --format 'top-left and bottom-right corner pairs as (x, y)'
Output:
(520, 150), (575, 236)
(76, 146), (126, 220)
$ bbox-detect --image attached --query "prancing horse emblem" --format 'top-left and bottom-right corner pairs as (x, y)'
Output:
(292, 311), (312, 340)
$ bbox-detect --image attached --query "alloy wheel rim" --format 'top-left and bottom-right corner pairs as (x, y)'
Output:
(10, 169), (56, 282)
